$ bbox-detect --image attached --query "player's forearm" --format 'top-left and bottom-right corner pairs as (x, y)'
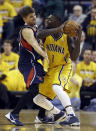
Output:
(68, 36), (81, 61)
(71, 38), (80, 61)
(36, 27), (61, 39)
(32, 41), (47, 58)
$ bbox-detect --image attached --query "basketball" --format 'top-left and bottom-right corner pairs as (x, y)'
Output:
(63, 20), (81, 37)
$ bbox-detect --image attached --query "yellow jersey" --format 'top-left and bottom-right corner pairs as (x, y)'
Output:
(0, 2), (17, 22)
(0, 61), (10, 75)
(69, 73), (82, 98)
(1, 52), (19, 70)
(44, 34), (71, 68)
(87, 20), (96, 36)
(1, 70), (26, 91)
(6, 0), (32, 9)
(76, 61), (96, 86)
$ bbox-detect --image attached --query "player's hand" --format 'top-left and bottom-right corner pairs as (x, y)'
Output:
(58, 21), (68, 33)
(58, 24), (65, 33)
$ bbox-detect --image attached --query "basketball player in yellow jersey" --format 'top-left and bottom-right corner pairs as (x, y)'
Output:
(34, 15), (82, 126)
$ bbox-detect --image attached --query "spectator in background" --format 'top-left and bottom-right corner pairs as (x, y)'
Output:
(86, 8), (96, 50)
(69, 62), (82, 111)
(1, 69), (26, 92)
(85, 0), (96, 14)
(0, 0), (17, 44)
(1, 40), (19, 70)
(69, 5), (86, 24)
(0, 15), (3, 39)
(6, 0), (32, 13)
(76, 49), (96, 109)
(0, 50), (26, 108)
(0, 51), (10, 108)
(0, 0), (17, 23)
(91, 51), (96, 63)
(79, 31), (92, 61)
(82, 7), (96, 49)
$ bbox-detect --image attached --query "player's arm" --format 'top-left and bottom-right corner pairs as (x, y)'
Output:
(22, 28), (48, 60)
(67, 31), (82, 61)
(36, 25), (63, 39)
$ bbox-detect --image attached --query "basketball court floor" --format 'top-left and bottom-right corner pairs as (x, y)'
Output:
(0, 110), (96, 131)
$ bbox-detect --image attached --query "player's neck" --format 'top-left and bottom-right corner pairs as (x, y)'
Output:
(52, 33), (63, 40)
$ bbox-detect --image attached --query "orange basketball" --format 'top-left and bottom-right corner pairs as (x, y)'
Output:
(63, 20), (81, 37)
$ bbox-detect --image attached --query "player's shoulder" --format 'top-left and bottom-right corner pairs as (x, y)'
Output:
(22, 27), (33, 33)
(22, 27), (34, 38)
(62, 33), (67, 37)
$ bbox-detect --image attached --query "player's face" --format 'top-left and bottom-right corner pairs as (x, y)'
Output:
(24, 13), (36, 26)
(45, 15), (58, 28)
(83, 50), (91, 62)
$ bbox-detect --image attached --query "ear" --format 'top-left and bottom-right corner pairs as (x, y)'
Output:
(23, 17), (27, 23)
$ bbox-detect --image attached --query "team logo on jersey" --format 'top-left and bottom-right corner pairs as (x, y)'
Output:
(46, 44), (64, 54)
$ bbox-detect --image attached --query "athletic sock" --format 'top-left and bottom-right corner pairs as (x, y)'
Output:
(52, 85), (75, 115)
(33, 94), (60, 114)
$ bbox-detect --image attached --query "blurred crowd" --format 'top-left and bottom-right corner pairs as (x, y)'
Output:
(0, 0), (96, 111)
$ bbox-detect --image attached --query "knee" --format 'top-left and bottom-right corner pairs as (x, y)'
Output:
(33, 95), (39, 104)
(33, 94), (44, 105)
(52, 85), (63, 95)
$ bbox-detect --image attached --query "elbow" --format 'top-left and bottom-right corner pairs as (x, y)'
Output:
(71, 56), (77, 61)
(70, 52), (80, 61)
(72, 49), (80, 61)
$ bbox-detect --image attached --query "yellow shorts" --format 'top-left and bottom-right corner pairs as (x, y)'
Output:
(39, 63), (72, 100)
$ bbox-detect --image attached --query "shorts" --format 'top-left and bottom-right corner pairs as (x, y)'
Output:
(18, 62), (45, 88)
(39, 63), (72, 100)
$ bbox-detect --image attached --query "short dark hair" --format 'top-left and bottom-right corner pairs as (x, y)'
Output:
(19, 6), (35, 18)
(3, 40), (12, 46)
(52, 14), (62, 24)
